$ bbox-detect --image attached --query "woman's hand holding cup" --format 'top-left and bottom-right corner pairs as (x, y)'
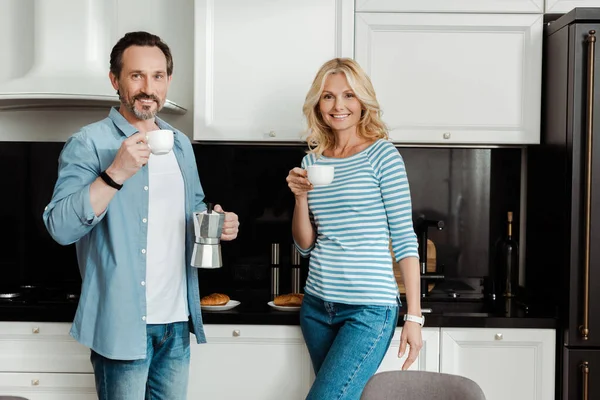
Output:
(286, 167), (313, 199)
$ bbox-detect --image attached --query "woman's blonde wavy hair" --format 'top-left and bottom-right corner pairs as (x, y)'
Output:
(303, 58), (388, 156)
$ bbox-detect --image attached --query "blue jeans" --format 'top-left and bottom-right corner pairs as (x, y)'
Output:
(90, 321), (190, 400)
(300, 292), (399, 400)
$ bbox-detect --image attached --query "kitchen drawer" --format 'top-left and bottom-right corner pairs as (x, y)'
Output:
(0, 372), (96, 400)
(0, 322), (92, 373)
(203, 324), (304, 341)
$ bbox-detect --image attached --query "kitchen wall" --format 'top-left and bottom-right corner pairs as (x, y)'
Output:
(0, 0), (194, 141)
(0, 0), (524, 298)
(0, 140), (522, 299)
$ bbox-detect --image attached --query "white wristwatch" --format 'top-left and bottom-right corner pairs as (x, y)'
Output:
(403, 314), (425, 326)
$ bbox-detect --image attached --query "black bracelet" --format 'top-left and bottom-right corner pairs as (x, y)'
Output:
(100, 170), (123, 191)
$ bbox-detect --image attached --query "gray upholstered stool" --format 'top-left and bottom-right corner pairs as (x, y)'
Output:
(360, 370), (486, 400)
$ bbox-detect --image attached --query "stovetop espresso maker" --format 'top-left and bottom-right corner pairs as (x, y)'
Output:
(191, 203), (225, 269)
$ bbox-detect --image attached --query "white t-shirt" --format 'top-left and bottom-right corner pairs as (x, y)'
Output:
(146, 150), (188, 323)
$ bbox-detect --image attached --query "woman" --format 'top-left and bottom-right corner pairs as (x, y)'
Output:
(286, 58), (423, 400)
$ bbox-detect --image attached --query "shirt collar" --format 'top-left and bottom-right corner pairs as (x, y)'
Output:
(108, 107), (138, 138)
(108, 106), (179, 138)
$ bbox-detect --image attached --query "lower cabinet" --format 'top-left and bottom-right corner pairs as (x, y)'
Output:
(0, 322), (557, 399)
(188, 325), (313, 400)
(440, 328), (556, 400)
(377, 327), (440, 372)
(0, 373), (96, 399)
(0, 322), (95, 399)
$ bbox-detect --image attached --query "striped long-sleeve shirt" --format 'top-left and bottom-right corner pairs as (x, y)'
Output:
(295, 139), (419, 306)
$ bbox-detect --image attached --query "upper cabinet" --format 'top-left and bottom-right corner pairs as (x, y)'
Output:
(193, 0), (354, 142)
(356, 0), (544, 13)
(545, 0), (600, 13)
(355, 12), (543, 145)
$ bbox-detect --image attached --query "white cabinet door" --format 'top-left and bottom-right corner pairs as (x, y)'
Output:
(545, 0), (600, 13)
(0, 372), (96, 400)
(377, 327), (440, 372)
(440, 328), (556, 400)
(356, 0), (543, 13)
(0, 322), (92, 373)
(193, 0), (354, 142)
(355, 13), (543, 145)
(188, 325), (313, 400)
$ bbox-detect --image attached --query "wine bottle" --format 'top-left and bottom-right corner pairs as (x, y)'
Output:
(499, 211), (519, 298)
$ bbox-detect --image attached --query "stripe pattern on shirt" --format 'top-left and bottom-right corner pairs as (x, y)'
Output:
(296, 139), (419, 306)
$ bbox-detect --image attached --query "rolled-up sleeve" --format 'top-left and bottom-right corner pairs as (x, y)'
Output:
(43, 133), (106, 245)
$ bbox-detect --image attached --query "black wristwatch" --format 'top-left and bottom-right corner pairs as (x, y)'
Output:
(100, 170), (123, 190)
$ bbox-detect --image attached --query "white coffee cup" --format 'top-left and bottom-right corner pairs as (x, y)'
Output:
(307, 165), (335, 186)
(146, 129), (174, 155)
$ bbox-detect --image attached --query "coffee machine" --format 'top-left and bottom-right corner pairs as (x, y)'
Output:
(191, 203), (225, 269)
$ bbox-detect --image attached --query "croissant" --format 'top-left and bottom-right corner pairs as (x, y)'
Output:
(201, 293), (230, 306)
(274, 293), (304, 307)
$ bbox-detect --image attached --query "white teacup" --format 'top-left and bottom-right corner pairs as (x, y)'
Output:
(146, 129), (174, 155)
(307, 165), (335, 186)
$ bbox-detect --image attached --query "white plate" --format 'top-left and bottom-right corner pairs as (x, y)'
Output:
(268, 301), (301, 312)
(201, 300), (240, 312)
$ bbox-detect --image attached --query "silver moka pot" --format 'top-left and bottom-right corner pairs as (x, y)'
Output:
(191, 203), (225, 268)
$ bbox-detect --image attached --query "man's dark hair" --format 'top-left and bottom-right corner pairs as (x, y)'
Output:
(110, 31), (173, 79)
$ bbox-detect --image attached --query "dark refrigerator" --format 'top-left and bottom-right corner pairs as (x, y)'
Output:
(527, 8), (600, 400)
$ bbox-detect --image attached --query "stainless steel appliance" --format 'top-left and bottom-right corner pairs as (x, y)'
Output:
(191, 203), (225, 269)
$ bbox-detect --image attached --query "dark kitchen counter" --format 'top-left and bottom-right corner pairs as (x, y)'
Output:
(0, 295), (557, 329)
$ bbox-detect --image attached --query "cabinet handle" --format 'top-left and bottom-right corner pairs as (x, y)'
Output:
(268, 131), (276, 137)
(581, 361), (589, 400)
(232, 330), (241, 337)
(32, 327), (40, 334)
(31, 379), (39, 386)
(494, 333), (503, 340)
(580, 30), (596, 341)
(443, 132), (451, 140)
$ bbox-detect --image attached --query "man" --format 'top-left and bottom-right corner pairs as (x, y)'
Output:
(43, 31), (239, 399)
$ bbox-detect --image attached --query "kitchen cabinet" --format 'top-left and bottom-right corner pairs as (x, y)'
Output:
(0, 322), (95, 399)
(193, 0), (354, 142)
(355, 12), (543, 145)
(0, 322), (556, 399)
(376, 327), (440, 372)
(356, 0), (543, 13)
(188, 324), (313, 400)
(545, 0), (600, 13)
(0, 373), (96, 400)
(0, 322), (92, 373)
(440, 328), (556, 400)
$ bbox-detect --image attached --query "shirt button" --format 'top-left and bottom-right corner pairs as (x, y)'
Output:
(144, 186), (149, 191)
(141, 249), (146, 254)
(141, 281), (146, 286)
(44, 206), (48, 211)
(142, 218), (147, 223)
(142, 316), (146, 321)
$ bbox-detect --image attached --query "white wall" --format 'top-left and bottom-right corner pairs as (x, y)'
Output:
(0, 0), (195, 142)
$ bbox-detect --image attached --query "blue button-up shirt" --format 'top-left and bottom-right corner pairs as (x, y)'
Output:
(43, 108), (207, 360)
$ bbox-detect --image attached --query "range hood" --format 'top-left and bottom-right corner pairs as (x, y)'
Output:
(0, 0), (186, 114)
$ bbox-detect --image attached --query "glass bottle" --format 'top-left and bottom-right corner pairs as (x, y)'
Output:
(499, 211), (519, 297)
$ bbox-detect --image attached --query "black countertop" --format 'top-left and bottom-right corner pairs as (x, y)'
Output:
(0, 295), (557, 329)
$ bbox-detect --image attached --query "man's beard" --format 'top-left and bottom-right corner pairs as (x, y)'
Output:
(120, 92), (163, 120)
